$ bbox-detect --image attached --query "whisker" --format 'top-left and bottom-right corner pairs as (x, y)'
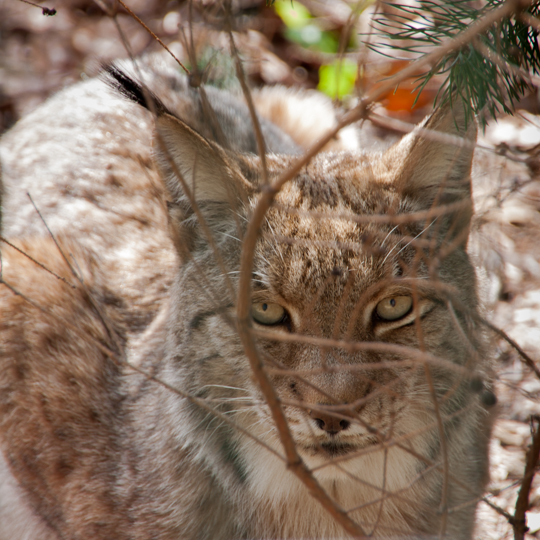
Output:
(198, 384), (250, 393)
(380, 225), (399, 248)
(381, 219), (436, 265)
(220, 232), (241, 242)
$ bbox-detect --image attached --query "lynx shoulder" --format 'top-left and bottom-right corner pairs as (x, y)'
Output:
(0, 54), (495, 540)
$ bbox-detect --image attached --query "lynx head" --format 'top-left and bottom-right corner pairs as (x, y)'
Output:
(110, 68), (492, 522)
(154, 95), (492, 456)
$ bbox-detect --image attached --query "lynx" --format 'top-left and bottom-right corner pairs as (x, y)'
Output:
(0, 54), (495, 540)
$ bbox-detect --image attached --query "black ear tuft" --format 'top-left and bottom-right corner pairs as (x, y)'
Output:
(103, 65), (169, 116)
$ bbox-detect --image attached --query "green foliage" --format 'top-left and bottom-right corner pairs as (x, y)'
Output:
(274, 0), (339, 54)
(372, 0), (540, 126)
(318, 59), (358, 99)
(274, 0), (312, 28)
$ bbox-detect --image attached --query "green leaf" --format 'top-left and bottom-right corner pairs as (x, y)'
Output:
(274, 0), (312, 30)
(285, 25), (339, 53)
(318, 59), (357, 100)
(317, 30), (339, 54)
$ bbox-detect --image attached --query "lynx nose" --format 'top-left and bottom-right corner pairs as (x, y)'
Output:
(309, 409), (351, 435)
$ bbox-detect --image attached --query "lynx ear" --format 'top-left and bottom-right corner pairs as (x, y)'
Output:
(386, 100), (477, 234)
(105, 64), (251, 213)
(154, 113), (251, 207)
(153, 114), (255, 259)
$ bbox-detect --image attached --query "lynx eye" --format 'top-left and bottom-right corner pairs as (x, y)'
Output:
(375, 295), (413, 321)
(251, 302), (286, 325)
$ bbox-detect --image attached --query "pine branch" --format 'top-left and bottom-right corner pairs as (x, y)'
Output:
(371, 0), (540, 126)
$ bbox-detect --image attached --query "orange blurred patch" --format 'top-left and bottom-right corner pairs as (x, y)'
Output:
(362, 60), (438, 113)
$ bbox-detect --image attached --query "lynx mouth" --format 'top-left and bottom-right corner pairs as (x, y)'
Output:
(318, 442), (358, 458)
(301, 440), (375, 459)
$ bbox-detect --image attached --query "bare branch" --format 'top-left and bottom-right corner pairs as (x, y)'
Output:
(483, 320), (540, 380)
(115, 0), (190, 74)
(0, 236), (76, 288)
(512, 416), (540, 540)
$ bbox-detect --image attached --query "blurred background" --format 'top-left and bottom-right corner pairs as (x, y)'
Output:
(1, 0), (518, 132)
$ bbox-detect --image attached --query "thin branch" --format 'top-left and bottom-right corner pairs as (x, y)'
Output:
(26, 192), (124, 356)
(115, 0), (190, 74)
(225, 10), (268, 186)
(0, 277), (118, 361)
(482, 495), (515, 522)
(368, 111), (529, 165)
(17, 0), (56, 16)
(366, 0), (535, 106)
(0, 236), (76, 288)
(26, 193), (80, 280)
(253, 328), (478, 377)
(519, 12), (540, 33)
(483, 320), (540, 380)
(512, 416), (540, 540)
(108, 8), (238, 302)
(179, 22), (231, 150)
